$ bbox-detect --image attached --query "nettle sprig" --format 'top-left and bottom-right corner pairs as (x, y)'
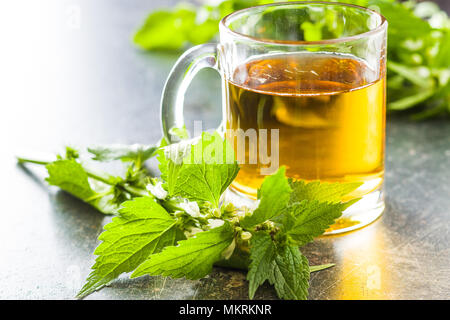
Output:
(18, 132), (361, 300)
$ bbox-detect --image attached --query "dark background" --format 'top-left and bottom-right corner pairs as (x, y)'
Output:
(0, 0), (449, 299)
(436, 0), (449, 12)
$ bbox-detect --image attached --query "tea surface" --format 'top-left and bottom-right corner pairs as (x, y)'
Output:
(224, 52), (385, 198)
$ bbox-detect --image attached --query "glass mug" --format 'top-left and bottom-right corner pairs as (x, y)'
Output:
(161, 2), (387, 234)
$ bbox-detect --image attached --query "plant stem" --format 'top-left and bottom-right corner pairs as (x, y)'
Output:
(17, 156), (147, 198)
(309, 263), (335, 273)
(123, 185), (148, 197)
(17, 157), (50, 166)
(84, 168), (113, 185)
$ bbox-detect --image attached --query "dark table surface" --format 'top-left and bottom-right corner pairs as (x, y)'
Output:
(1, 0), (449, 300)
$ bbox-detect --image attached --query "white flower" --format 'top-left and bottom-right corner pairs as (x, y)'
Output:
(207, 219), (224, 229)
(240, 231), (252, 241)
(221, 239), (236, 260)
(146, 181), (168, 200)
(235, 199), (261, 218)
(249, 199), (260, 211)
(179, 201), (201, 217)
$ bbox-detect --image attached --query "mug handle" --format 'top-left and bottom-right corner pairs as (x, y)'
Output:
(160, 43), (219, 144)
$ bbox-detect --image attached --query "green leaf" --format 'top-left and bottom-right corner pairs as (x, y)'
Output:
(389, 88), (436, 110)
(162, 132), (239, 207)
(45, 159), (131, 214)
(432, 30), (450, 69)
(77, 197), (177, 298)
(372, 0), (432, 43)
(59, 146), (79, 160)
(247, 232), (276, 299)
(247, 233), (335, 299)
(288, 179), (361, 204)
(88, 144), (157, 164)
(133, 6), (197, 51)
(133, 4), (219, 51)
(157, 141), (188, 196)
(131, 222), (234, 280)
(132, 1), (242, 51)
(46, 159), (95, 201)
(241, 167), (292, 228)
(269, 246), (310, 300)
(387, 61), (433, 88)
(286, 199), (357, 246)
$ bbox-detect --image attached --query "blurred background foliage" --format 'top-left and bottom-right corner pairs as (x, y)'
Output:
(133, 0), (450, 119)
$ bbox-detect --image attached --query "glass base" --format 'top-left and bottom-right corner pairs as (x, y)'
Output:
(224, 185), (384, 235)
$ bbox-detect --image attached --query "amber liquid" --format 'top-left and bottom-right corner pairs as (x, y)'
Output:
(224, 52), (385, 199)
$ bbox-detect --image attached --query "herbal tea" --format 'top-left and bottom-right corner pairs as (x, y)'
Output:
(224, 52), (385, 199)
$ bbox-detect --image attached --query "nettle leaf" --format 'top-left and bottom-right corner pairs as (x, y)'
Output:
(241, 167), (291, 228)
(131, 222), (234, 280)
(433, 30), (450, 69)
(157, 140), (190, 196)
(269, 246), (310, 300)
(77, 197), (177, 298)
(288, 179), (361, 204)
(286, 199), (358, 246)
(88, 144), (157, 164)
(247, 232), (276, 299)
(161, 132), (239, 207)
(59, 146), (80, 160)
(176, 132), (238, 206)
(46, 159), (95, 200)
(133, 2), (237, 51)
(247, 233), (335, 299)
(133, 4), (220, 51)
(372, 0), (431, 43)
(45, 159), (134, 214)
(387, 61), (434, 89)
(247, 231), (331, 300)
(133, 6), (197, 51)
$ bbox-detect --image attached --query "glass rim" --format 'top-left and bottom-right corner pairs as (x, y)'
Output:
(219, 1), (388, 45)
